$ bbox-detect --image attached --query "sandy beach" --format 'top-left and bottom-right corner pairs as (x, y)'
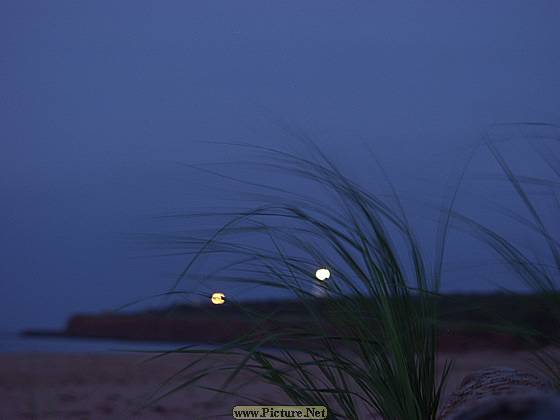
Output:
(0, 349), (552, 420)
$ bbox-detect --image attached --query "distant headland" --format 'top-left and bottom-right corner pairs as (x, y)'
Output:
(22, 294), (559, 351)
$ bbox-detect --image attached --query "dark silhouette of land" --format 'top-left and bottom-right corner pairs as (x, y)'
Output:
(23, 294), (559, 351)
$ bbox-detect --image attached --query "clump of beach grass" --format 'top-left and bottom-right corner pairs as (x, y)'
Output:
(146, 141), (453, 419)
(454, 123), (560, 389)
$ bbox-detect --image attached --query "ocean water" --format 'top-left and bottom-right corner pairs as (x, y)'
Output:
(0, 333), (204, 353)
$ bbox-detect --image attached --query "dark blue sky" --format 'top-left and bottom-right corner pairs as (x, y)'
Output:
(1, 1), (559, 331)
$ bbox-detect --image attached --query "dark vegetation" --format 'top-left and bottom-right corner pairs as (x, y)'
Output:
(139, 123), (560, 417)
(25, 293), (560, 351)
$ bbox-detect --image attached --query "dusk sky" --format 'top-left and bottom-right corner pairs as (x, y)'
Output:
(1, 1), (560, 332)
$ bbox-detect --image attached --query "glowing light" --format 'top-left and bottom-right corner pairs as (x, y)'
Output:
(315, 268), (331, 281)
(211, 292), (225, 305)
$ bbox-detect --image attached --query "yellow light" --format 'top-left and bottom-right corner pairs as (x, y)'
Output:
(211, 292), (225, 305)
(315, 268), (331, 281)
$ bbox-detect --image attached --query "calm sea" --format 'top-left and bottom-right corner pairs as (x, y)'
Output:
(0, 333), (205, 353)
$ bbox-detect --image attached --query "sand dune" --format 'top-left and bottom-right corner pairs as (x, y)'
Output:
(0, 350), (552, 419)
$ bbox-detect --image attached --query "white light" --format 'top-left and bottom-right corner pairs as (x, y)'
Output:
(315, 268), (331, 281)
(211, 292), (225, 305)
